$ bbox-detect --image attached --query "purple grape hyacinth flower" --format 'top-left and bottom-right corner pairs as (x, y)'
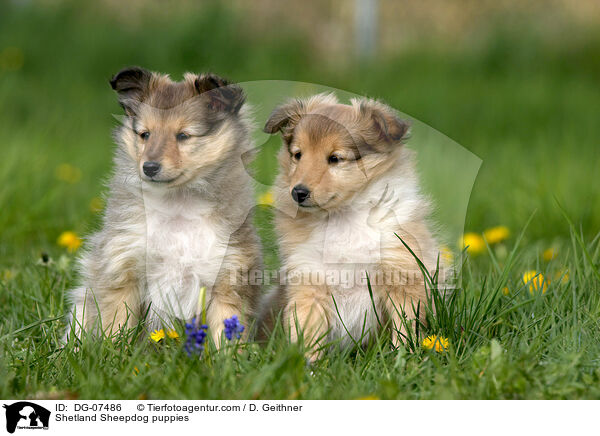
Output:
(223, 315), (245, 341)
(185, 318), (208, 356)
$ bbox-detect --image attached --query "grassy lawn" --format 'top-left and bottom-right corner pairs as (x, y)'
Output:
(1, 2), (599, 399)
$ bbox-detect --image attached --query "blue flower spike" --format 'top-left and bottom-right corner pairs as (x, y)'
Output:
(184, 317), (208, 356)
(223, 315), (245, 341)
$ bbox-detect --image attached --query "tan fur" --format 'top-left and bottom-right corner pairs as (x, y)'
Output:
(262, 94), (442, 360)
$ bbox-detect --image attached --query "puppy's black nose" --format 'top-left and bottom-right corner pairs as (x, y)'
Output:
(143, 161), (161, 177)
(291, 184), (310, 204)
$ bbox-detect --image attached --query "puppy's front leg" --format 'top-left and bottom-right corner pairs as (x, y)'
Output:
(98, 285), (143, 335)
(206, 280), (248, 349)
(381, 284), (425, 349)
(284, 285), (330, 362)
(65, 283), (142, 342)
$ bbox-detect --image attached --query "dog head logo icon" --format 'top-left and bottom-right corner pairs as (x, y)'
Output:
(3, 402), (50, 433)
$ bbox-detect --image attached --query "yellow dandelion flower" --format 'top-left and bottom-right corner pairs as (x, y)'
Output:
(55, 163), (82, 184)
(523, 270), (548, 294)
(57, 231), (82, 253)
(150, 329), (165, 342)
(483, 226), (510, 245)
(166, 329), (179, 339)
(502, 286), (510, 296)
(89, 197), (104, 213)
(543, 248), (557, 262)
(460, 233), (485, 255)
(357, 395), (379, 400)
(440, 245), (454, 264)
(422, 335), (449, 352)
(258, 190), (274, 206)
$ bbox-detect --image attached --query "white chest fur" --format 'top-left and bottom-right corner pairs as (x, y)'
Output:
(286, 208), (385, 345)
(141, 190), (229, 322)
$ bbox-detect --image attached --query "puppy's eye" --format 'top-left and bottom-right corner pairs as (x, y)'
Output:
(328, 155), (341, 164)
(176, 132), (190, 141)
(139, 131), (150, 140)
(293, 151), (302, 161)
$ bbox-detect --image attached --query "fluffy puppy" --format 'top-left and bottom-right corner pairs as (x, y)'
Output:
(263, 93), (442, 360)
(64, 67), (262, 347)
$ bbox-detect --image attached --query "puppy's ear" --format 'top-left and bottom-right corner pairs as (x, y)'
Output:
(110, 66), (151, 116)
(263, 99), (306, 142)
(195, 74), (245, 114)
(356, 99), (410, 145)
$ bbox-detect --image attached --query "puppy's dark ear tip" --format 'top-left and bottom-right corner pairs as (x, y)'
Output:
(110, 66), (150, 92)
(194, 73), (233, 94)
(208, 74), (227, 88)
(110, 66), (151, 116)
(193, 76), (205, 93)
(263, 122), (276, 134)
(195, 73), (245, 113)
(109, 72), (121, 90)
(391, 121), (411, 141)
(109, 77), (118, 90)
(263, 99), (307, 136)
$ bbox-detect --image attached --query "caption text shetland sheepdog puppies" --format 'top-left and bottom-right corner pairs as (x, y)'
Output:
(64, 67), (261, 347)
(263, 93), (442, 360)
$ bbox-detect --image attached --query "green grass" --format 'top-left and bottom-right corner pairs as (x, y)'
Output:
(3, 228), (600, 399)
(1, 2), (600, 399)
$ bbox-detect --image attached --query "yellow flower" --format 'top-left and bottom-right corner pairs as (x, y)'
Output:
(483, 226), (510, 245)
(543, 248), (557, 262)
(89, 197), (104, 213)
(523, 270), (548, 294)
(133, 363), (150, 375)
(257, 190), (274, 206)
(440, 245), (454, 264)
(502, 286), (510, 296)
(461, 233), (485, 255)
(151, 329), (178, 342)
(422, 335), (449, 352)
(55, 163), (82, 184)
(57, 231), (82, 253)
(357, 395), (379, 400)
(150, 329), (165, 342)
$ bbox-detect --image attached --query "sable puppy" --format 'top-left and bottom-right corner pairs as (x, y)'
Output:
(262, 93), (442, 360)
(64, 67), (261, 347)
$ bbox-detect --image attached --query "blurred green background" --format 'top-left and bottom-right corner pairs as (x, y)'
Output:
(1, 0), (599, 266)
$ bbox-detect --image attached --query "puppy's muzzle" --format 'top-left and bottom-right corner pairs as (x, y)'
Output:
(291, 184), (310, 204)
